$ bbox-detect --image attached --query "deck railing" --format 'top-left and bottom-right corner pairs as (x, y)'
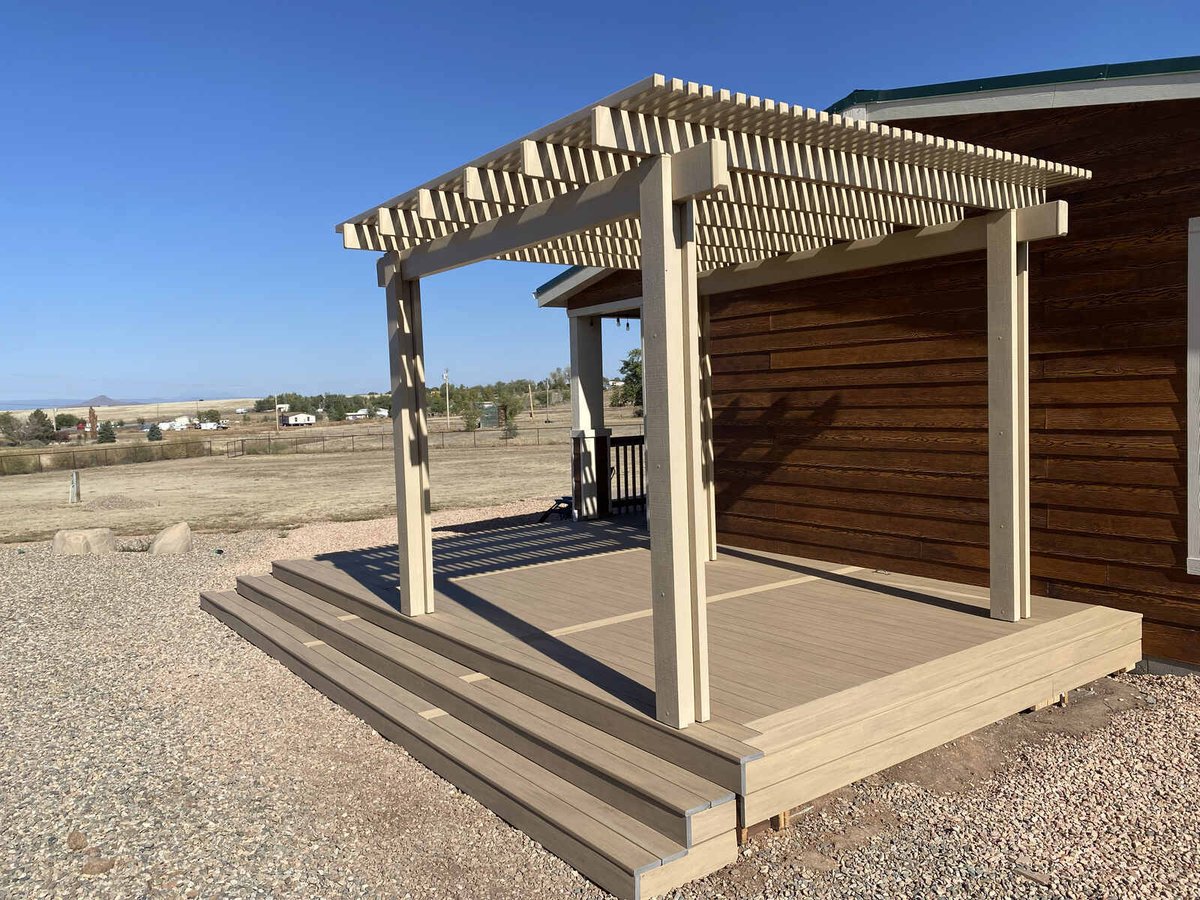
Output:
(609, 434), (647, 515)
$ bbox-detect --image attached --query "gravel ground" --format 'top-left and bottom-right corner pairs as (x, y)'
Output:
(1, 508), (1197, 899)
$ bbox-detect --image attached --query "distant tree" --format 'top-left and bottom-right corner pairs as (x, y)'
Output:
(22, 409), (56, 444)
(199, 408), (221, 423)
(610, 349), (643, 407)
(96, 421), (117, 443)
(503, 417), (519, 440)
(147, 423), (164, 441)
(87, 406), (98, 439)
(0, 412), (20, 444)
(116, 419), (126, 427)
(460, 394), (481, 431)
(137, 416), (146, 426)
(55, 412), (82, 429)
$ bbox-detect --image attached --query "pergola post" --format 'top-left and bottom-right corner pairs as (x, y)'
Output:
(986, 211), (1031, 621)
(698, 295), (717, 561)
(380, 253), (434, 616)
(641, 155), (710, 728)
(569, 314), (611, 519)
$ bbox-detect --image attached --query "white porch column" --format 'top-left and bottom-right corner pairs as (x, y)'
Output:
(640, 155), (710, 727)
(380, 253), (435, 616)
(986, 212), (1031, 621)
(570, 314), (610, 519)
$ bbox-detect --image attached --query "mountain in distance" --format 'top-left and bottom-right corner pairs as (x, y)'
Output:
(0, 392), (254, 410)
(80, 394), (123, 407)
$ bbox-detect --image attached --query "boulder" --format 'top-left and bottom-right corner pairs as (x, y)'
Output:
(149, 521), (192, 555)
(51, 528), (115, 556)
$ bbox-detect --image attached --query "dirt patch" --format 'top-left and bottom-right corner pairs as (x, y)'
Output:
(81, 494), (151, 512)
(0, 446), (571, 542)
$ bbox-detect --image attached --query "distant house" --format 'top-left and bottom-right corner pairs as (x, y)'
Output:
(275, 403), (291, 413)
(282, 413), (315, 427)
(346, 408), (371, 421)
(156, 416), (193, 432)
(234, 407), (249, 415)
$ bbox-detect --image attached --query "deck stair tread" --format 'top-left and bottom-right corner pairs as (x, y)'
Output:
(270, 557), (762, 789)
(202, 589), (737, 899)
(235, 573), (735, 837)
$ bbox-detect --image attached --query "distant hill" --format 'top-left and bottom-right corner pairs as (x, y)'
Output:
(80, 394), (123, 407)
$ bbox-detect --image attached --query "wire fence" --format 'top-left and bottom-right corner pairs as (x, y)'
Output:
(0, 422), (646, 477)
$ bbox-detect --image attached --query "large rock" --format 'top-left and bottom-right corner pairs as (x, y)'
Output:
(149, 521), (192, 555)
(51, 528), (115, 556)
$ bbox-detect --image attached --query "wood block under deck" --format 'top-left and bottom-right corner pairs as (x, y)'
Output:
(201, 519), (1140, 897)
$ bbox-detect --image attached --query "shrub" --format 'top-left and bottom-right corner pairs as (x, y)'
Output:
(147, 423), (163, 441)
(96, 421), (117, 443)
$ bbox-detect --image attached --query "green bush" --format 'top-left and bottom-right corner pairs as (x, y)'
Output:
(96, 421), (117, 443)
(147, 423), (163, 441)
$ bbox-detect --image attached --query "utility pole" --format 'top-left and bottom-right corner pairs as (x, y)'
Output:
(443, 369), (450, 429)
(274, 392), (280, 431)
(527, 382), (535, 418)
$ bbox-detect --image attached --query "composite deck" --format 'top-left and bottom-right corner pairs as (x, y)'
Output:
(203, 516), (1140, 898)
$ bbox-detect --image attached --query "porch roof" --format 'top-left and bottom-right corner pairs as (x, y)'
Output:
(337, 74), (1091, 277)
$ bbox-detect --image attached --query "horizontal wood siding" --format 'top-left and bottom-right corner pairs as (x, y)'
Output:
(709, 98), (1200, 665)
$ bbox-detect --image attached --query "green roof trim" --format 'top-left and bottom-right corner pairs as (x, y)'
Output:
(826, 54), (1200, 114)
(532, 265), (586, 298)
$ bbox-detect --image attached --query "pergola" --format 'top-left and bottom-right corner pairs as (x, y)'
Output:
(337, 74), (1090, 730)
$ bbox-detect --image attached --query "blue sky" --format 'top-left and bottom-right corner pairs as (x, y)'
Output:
(1, 1), (1197, 403)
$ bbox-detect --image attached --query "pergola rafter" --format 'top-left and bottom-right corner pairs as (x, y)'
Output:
(339, 72), (1092, 732)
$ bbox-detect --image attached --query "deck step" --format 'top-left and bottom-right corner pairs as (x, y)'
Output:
(201, 589), (737, 899)
(235, 573), (736, 849)
(270, 557), (761, 794)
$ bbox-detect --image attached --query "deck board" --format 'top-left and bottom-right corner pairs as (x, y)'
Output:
(290, 516), (1140, 822)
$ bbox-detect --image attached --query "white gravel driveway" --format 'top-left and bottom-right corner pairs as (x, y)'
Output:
(1, 510), (1196, 899)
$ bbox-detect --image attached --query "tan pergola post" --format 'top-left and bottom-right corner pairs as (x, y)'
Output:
(698, 295), (717, 561)
(380, 253), (434, 616)
(986, 211), (1032, 621)
(641, 155), (710, 727)
(569, 315), (610, 519)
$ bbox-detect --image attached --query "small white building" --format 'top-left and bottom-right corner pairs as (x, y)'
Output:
(346, 408), (371, 421)
(234, 407), (249, 415)
(282, 413), (316, 427)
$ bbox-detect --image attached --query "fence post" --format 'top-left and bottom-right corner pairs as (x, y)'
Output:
(72, 450), (78, 469)
(351, 435), (355, 452)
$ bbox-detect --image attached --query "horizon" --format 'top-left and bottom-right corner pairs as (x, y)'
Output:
(3, 2), (1198, 400)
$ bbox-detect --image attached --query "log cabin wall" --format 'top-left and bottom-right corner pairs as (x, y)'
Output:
(707, 98), (1200, 666)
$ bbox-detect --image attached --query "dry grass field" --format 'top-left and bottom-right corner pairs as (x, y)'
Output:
(0, 446), (570, 542)
(6, 397), (260, 422)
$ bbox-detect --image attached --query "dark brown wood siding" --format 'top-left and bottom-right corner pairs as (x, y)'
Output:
(709, 98), (1200, 665)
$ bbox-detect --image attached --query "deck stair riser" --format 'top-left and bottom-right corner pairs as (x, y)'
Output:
(269, 559), (759, 794)
(235, 574), (735, 848)
(202, 590), (737, 900)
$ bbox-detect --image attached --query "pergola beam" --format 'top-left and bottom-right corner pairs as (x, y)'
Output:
(399, 141), (730, 280)
(698, 201), (1068, 294)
